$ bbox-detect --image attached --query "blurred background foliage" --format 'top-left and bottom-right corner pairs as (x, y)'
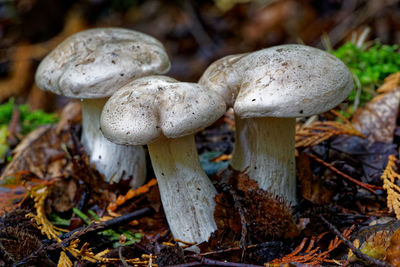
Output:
(1, 0), (400, 112)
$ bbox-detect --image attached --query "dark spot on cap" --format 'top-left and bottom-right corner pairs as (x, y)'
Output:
(126, 131), (130, 135)
(252, 99), (256, 102)
(299, 110), (303, 114)
(111, 60), (116, 64)
(161, 172), (165, 176)
(99, 155), (102, 159)
(120, 73), (124, 76)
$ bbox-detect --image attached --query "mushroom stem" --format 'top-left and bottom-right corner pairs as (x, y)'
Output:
(81, 98), (146, 186)
(147, 134), (217, 244)
(230, 116), (297, 205)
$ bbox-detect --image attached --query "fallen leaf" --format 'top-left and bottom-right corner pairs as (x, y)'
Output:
(297, 153), (333, 205)
(352, 88), (400, 143)
(1, 101), (81, 181)
(347, 220), (400, 263)
(0, 125), (66, 180)
(387, 226), (400, 266)
(0, 173), (46, 216)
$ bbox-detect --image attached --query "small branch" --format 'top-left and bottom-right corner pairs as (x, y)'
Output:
(13, 207), (153, 267)
(60, 206), (153, 239)
(319, 215), (393, 267)
(196, 241), (282, 257)
(308, 153), (380, 194)
(166, 255), (263, 267)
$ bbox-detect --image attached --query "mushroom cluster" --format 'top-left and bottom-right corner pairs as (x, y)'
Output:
(100, 75), (226, 244)
(36, 26), (353, 246)
(35, 28), (170, 187)
(200, 44), (353, 205)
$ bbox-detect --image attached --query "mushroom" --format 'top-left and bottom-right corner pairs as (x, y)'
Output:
(35, 28), (170, 186)
(199, 44), (353, 204)
(100, 75), (226, 244)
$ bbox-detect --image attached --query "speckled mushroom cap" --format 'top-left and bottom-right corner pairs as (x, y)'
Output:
(35, 28), (170, 99)
(198, 53), (248, 107)
(100, 75), (226, 145)
(200, 44), (353, 118)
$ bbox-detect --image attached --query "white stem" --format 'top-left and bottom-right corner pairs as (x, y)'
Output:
(148, 135), (217, 244)
(230, 116), (297, 205)
(81, 98), (146, 187)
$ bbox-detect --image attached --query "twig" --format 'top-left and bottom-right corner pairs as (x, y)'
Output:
(307, 153), (381, 194)
(197, 241), (283, 257)
(60, 206), (154, 239)
(12, 207), (153, 267)
(166, 255), (263, 267)
(319, 215), (393, 267)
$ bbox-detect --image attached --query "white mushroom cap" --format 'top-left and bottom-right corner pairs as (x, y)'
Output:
(35, 28), (170, 99)
(200, 45), (353, 118)
(100, 75), (227, 145)
(198, 53), (248, 107)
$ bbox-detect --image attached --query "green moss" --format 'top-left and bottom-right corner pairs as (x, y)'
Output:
(332, 42), (400, 107)
(0, 99), (58, 135)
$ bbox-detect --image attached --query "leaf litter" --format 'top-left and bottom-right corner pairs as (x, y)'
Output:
(2, 75), (400, 267)
(3, 5), (400, 266)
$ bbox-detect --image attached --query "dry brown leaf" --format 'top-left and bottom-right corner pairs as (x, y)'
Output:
(0, 173), (46, 216)
(297, 153), (333, 205)
(352, 88), (400, 144)
(0, 125), (67, 180)
(347, 220), (400, 263)
(376, 72), (400, 94)
(1, 102), (81, 181)
(387, 227), (400, 267)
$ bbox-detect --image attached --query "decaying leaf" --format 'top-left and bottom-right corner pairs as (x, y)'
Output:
(0, 172), (47, 216)
(297, 153), (333, 204)
(0, 101), (80, 181)
(331, 135), (397, 184)
(387, 227), (400, 266)
(381, 155), (400, 219)
(348, 220), (400, 263)
(376, 72), (400, 94)
(352, 83), (400, 143)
